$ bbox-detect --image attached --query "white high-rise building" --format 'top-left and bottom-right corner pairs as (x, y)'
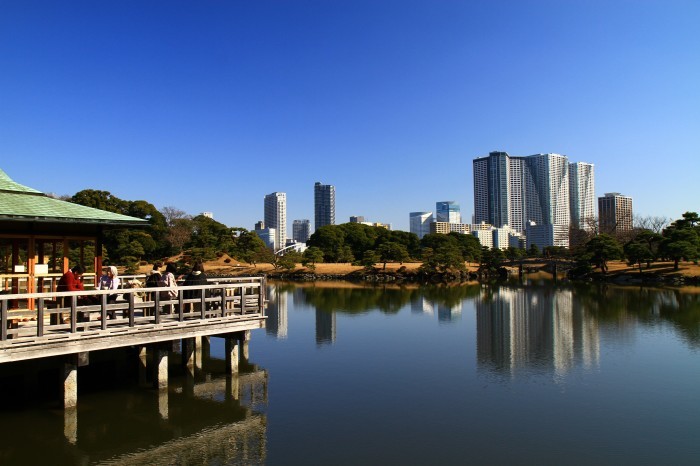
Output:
(409, 212), (433, 239)
(473, 151), (587, 247)
(264, 192), (286, 251)
(569, 162), (596, 231)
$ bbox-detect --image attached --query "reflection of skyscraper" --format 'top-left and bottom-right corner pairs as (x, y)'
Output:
(476, 287), (599, 378)
(315, 309), (336, 345)
(411, 296), (434, 315)
(266, 286), (288, 339)
(437, 302), (462, 322)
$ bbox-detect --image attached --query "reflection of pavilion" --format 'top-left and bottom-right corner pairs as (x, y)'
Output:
(476, 287), (599, 377)
(266, 285), (288, 339)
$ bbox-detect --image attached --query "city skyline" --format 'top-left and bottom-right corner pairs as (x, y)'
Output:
(1, 2), (698, 231)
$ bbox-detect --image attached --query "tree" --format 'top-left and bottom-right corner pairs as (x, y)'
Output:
(375, 242), (409, 270)
(624, 241), (655, 273)
(448, 232), (482, 264)
(307, 226), (346, 262)
(584, 234), (623, 273)
(660, 228), (699, 270)
(302, 247), (324, 271)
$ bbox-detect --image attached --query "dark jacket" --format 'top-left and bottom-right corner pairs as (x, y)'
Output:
(182, 271), (209, 300)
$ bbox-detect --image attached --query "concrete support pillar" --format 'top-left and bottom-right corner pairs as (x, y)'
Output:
(202, 335), (211, 363)
(194, 335), (203, 370)
(138, 346), (149, 388)
(63, 360), (78, 409)
(64, 407), (78, 444)
(158, 389), (169, 420)
(184, 365), (195, 396)
(154, 347), (168, 390)
(226, 373), (240, 401)
(225, 337), (240, 374)
(241, 330), (251, 362)
(182, 338), (195, 368)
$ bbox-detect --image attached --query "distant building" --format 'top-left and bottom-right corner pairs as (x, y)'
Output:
(254, 220), (265, 231)
(314, 182), (335, 231)
(255, 227), (276, 250)
(410, 212), (433, 239)
(292, 219), (311, 243)
(349, 216), (365, 223)
(598, 192), (633, 233)
(526, 221), (570, 250)
(264, 192), (286, 251)
(201, 212), (214, 219)
(436, 201), (461, 224)
(569, 162), (596, 230)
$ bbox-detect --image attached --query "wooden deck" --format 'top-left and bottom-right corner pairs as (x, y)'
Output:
(0, 277), (267, 363)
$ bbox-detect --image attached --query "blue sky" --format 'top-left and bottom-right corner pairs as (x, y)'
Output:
(1, 0), (698, 232)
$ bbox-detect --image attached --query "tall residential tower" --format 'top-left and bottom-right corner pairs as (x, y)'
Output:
(314, 182), (335, 231)
(264, 192), (286, 251)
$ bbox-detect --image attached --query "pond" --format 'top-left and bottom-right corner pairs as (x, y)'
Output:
(0, 280), (699, 465)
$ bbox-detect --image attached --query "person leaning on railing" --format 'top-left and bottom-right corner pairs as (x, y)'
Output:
(182, 262), (209, 312)
(97, 266), (121, 318)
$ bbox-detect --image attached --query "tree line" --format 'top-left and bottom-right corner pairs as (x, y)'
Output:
(69, 190), (699, 274)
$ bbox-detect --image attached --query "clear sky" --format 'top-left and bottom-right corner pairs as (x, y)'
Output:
(1, 1), (698, 232)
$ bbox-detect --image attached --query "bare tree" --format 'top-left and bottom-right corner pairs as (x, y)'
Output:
(161, 206), (191, 227)
(634, 215), (670, 234)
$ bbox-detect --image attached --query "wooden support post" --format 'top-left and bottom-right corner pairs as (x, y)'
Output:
(158, 389), (169, 420)
(202, 335), (211, 363)
(225, 336), (239, 374)
(226, 373), (240, 401)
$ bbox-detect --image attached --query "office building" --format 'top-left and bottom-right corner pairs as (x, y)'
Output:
(314, 182), (335, 230)
(264, 192), (286, 251)
(569, 162), (596, 230)
(410, 212), (433, 239)
(526, 222), (570, 249)
(255, 227), (276, 250)
(349, 216), (365, 223)
(436, 201), (461, 224)
(293, 219), (311, 243)
(598, 192), (633, 233)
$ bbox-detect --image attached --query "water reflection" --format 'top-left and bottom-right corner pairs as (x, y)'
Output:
(0, 348), (268, 465)
(476, 286), (600, 378)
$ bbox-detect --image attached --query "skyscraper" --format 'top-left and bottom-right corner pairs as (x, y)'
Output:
(473, 151), (579, 235)
(436, 201), (461, 223)
(598, 192), (633, 233)
(409, 211), (433, 239)
(264, 192), (286, 251)
(314, 182), (335, 231)
(569, 162), (596, 230)
(292, 219), (311, 243)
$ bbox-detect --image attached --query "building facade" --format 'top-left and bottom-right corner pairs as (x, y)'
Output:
(436, 201), (462, 224)
(598, 192), (633, 233)
(569, 162), (596, 231)
(410, 212), (433, 239)
(314, 182), (335, 231)
(264, 192), (286, 251)
(292, 219), (311, 243)
(473, 151), (587, 244)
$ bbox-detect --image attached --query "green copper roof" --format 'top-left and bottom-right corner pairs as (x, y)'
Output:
(0, 169), (148, 226)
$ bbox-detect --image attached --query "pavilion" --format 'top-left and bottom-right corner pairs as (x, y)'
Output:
(0, 168), (147, 306)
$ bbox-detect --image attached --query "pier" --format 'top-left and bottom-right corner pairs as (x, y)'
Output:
(0, 277), (266, 408)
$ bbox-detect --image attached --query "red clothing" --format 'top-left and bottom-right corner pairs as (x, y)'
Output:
(57, 271), (85, 292)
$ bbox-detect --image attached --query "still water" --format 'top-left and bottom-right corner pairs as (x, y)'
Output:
(1, 281), (699, 465)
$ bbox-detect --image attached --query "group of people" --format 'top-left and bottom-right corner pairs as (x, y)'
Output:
(56, 261), (210, 320)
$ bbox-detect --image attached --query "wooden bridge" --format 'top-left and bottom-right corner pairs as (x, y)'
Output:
(0, 276), (267, 407)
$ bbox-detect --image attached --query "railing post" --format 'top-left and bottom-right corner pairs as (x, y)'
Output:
(128, 292), (135, 327)
(70, 296), (77, 333)
(220, 286), (226, 316)
(178, 293), (184, 321)
(37, 298), (45, 337)
(100, 294), (108, 330)
(154, 293), (160, 324)
(1, 299), (7, 341)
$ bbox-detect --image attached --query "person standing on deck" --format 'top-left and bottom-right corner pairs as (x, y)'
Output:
(97, 266), (121, 318)
(183, 262), (209, 312)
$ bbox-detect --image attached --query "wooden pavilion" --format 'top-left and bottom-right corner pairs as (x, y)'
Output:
(0, 168), (148, 308)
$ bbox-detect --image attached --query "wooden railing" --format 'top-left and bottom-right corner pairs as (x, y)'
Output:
(0, 277), (266, 342)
